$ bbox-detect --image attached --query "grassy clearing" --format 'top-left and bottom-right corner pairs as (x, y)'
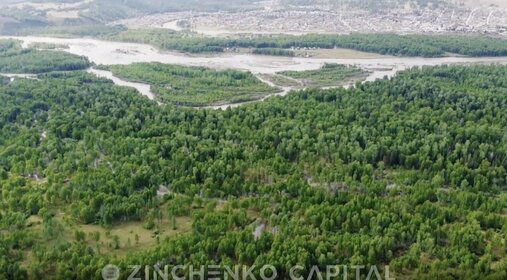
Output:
(25, 212), (192, 258)
(278, 63), (369, 88)
(257, 74), (303, 88)
(73, 217), (192, 256)
(22, 195), (239, 262)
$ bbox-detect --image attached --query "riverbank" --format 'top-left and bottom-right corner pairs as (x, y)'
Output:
(3, 35), (507, 109)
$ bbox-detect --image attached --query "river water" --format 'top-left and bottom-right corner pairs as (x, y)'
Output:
(3, 36), (507, 109)
(86, 68), (155, 100)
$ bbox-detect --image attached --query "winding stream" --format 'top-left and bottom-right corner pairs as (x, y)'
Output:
(86, 68), (154, 100)
(3, 35), (507, 109)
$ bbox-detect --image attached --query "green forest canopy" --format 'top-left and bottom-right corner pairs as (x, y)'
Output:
(1, 63), (507, 278)
(0, 39), (90, 73)
(8, 25), (507, 58)
(100, 62), (278, 106)
(109, 29), (507, 57)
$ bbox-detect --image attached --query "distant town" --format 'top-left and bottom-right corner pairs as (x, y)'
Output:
(115, 1), (507, 37)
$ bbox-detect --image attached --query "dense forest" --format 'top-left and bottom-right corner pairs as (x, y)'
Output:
(7, 25), (507, 58)
(109, 29), (507, 57)
(100, 63), (278, 106)
(252, 48), (296, 57)
(0, 39), (90, 73)
(1, 62), (507, 279)
(0, 75), (9, 85)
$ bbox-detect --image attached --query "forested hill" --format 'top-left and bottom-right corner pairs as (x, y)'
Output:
(1, 64), (507, 278)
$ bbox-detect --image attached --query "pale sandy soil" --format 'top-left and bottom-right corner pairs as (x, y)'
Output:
(296, 48), (391, 59)
(459, 0), (507, 8)
(6, 0), (92, 10)
(47, 10), (80, 19)
(4, 0), (90, 21)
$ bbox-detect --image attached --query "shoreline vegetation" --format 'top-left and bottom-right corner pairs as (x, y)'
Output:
(98, 63), (371, 106)
(257, 63), (371, 90)
(277, 63), (369, 88)
(9, 25), (507, 58)
(97, 63), (280, 106)
(105, 29), (507, 57)
(0, 39), (90, 73)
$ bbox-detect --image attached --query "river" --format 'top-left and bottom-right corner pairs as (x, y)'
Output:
(86, 68), (155, 100)
(3, 35), (507, 109)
